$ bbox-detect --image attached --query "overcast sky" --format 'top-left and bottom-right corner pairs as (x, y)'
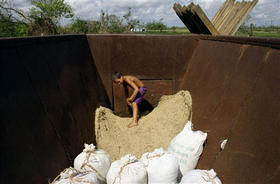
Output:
(13, 0), (280, 26)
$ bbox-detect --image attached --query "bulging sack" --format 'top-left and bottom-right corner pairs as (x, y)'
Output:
(168, 121), (207, 174)
(140, 148), (180, 184)
(51, 167), (99, 184)
(74, 144), (110, 183)
(106, 154), (147, 184)
(180, 169), (222, 184)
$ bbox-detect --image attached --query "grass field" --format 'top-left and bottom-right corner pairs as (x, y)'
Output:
(141, 28), (190, 35)
(236, 30), (280, 38)
(137, 27), (280, 38)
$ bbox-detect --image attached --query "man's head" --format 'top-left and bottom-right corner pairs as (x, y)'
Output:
(112, 72), (123, 84)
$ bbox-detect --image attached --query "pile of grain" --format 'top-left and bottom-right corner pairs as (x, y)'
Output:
(94, 90), (192, 161)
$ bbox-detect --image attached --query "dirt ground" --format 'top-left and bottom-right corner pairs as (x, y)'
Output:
(94, 90), (192, 161)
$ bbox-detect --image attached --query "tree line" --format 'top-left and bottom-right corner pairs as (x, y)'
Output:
(0, 0), (169, 37)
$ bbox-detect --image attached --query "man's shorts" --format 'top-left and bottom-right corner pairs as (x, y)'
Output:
(133, 86), (147, 104)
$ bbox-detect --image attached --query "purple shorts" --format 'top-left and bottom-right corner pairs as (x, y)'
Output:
(133, 86), (147, 104)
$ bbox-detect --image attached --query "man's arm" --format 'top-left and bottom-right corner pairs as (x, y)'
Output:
(125, 78), (139, 101)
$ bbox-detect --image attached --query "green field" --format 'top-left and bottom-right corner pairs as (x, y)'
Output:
(236, 30), (280, 38)
(140, 28), (190, 35)
(138, 27), (280, 38)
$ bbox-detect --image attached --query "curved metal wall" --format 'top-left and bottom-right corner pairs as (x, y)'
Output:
(178, 37), (280, 183)
(0, 35), (109, 183)
(1, 34), (279, 183)
(87, 34), (280, 183)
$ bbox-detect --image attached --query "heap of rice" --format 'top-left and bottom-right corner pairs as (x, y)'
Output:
(94, 90), (192, 161)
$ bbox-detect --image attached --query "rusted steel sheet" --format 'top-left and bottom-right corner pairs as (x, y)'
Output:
(0, 48), (69, 183)
(199, 34), (280, 49)
(0, 35), (109, 184)
(87, 35), (114, 106)
(113, 82), (129, 117)
(141, 80), (174, 107)
(1, 34), (280, 184)
(173, 37), (199, 90)
(178, 40), (248, 168)
(178, 39), (280, 183)
(213, 49), (280, 183)
(113, 79), (174, 117)
(87, 34), (199, 105)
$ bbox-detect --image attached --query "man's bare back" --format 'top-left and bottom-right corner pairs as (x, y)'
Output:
(123, 75), (144, 88)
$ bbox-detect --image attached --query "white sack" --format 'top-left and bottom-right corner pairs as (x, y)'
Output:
(106, 154), (147, 184)
(140, 148), (180, 184)
(180, 169), (222, 184)
(74, 144), (110, 183)
(52, 167), (99, 184)
(168, 121), (207, 174)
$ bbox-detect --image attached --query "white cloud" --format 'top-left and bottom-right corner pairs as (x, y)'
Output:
(13, 0), (280, 26)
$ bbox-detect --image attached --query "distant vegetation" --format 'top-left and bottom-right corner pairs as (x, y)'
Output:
(236, 25), (280, 38)
(0, 0), (279, 38)
(145, 26), (280, 38)
(0, 0), (74, 36)
(0, 0), (146, 36)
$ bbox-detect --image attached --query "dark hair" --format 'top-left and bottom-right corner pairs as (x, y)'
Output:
(112, 72), (122, 81)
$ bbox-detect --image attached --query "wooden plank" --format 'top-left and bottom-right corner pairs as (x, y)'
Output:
(221, 1), (244, 34)
(173, 3), (204, 34)
(225, 1), (250, 34)
(188, 3), (209, 34)
(174, 5), (194, 33)
(173, 3), (183, 15)
(183, 3), (202, 33)
(173, 0), (258, 36)
(219, 0), (237, 32)
(174, 3), (195, 33)
(213, 0), (258, 35)
(191, 4), (219, 35)
(173, 2), (219, 35)
(212, 0), (230, 26)
(230, 0), (258, 35)
(218, 1), (239, 34)
(215, 0), (235, 32)
(214, 0), (234, 30)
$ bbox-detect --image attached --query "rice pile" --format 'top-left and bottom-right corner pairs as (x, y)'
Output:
(94, 90), (192, 161)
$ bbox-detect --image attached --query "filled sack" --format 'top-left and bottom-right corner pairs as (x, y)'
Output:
(74, 144), (110, 183)
(180, 169), (222, 184)
(106, 154), (147, 184)
(51, 167), (99, 184)
(168, 121), (207, 174)
(140, 148), (180, 184)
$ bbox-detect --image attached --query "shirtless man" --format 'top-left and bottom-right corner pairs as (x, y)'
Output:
(112, 72), (147, 128)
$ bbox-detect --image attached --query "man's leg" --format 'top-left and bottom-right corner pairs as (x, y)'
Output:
(128, 102), (138, 128)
